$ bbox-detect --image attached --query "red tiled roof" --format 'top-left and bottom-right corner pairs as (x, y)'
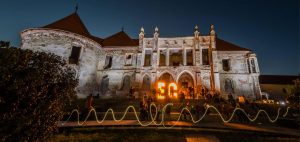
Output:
(43, 13), (90, 36)
(43, 12), (103, 44)
(259, 75), (300, 85)
(89, 35), (104, 44)
(102, 31), (138, 47)
(216, 38), (251, 51)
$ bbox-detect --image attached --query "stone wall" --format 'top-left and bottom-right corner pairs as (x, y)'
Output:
(217, 51), (261, 99)
(21, 29), (100, 98)
(20, 28), (261, 99)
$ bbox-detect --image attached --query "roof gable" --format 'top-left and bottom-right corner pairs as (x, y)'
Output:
(216, 38), (251, 51)
(102, 31), (138, 47)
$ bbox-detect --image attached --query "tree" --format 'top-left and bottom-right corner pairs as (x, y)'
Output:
(288, 78), (300, 105)
(0, 48), (78, 141)
(0, 40), (10, 48)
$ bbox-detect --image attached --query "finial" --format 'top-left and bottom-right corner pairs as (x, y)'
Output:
(194, 25), (198, 31)
(210, 24), (214, 30)
(210, 24), (215, 35)
(140, 27), (144, 33)
(75, 3), (78, 13)
(155, 26), (159, 33)
(194, 25), (200, 38)
(139, 27), (145, 39)
(122, 26), (124, 31)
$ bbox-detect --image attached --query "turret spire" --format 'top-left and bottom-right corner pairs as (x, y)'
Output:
(210, 24), (216, 36)
(194, 25), (200, 38)
(75, 3), (78, 13)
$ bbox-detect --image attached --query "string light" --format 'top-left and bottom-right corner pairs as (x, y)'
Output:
(61, 103), (290, 128)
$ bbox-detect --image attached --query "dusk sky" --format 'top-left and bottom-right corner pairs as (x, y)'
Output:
(0, 0), (299, 75)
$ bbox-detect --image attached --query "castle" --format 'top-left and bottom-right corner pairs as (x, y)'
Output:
(20, 12), (261, 100)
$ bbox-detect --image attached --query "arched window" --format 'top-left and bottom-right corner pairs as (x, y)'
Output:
(142, 75), (151, 90)
(225, 79), (234, 94)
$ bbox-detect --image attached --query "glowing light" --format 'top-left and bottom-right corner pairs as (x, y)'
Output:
(61, 103), (290, 128)
(168, 82), (178, 98)
(158, 82), (165, 89)
(157, 82), (166, 99)
(157, 95), (165, 100)
(173, 93), (178, 98)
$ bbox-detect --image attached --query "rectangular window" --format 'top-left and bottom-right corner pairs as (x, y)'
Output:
(125, 54), (133, 66)
(69, 46), (81, 64)
(144, 54), (151, 66)
(247, 59), (251, 73)
(202, 49), (209, 65)
(222, 59), (230, 71)
(251, 59), (256, 73)
(186, 49), (193, 66)
(170, 50), (182, 66)
(104, 56), (113, 69)
(159, 51), (166, 66)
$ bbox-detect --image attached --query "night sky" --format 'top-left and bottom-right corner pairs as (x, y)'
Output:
(0, 0), (299, 75)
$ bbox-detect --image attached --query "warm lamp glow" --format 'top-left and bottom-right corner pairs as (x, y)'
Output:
(173, 92), (178, 97)
(157, 82), (166, 100)
(158, 82), (165, 87)
(156, 81), (178, 99)
(157, 95), (165, 100)
(168, 82), (178, 98)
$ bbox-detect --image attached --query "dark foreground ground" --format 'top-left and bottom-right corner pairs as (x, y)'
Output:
(47, 127), (300, 142)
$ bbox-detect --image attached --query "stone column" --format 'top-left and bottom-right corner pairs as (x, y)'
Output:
(166, 49), (170, 66)
(183, 48), (187, 66)
(193, 49), (196, 66)
(141, 50), (145, 67)
(157, 49), (160, 66)
(254, 57), (259, 73)
(200, 47), (202, 65)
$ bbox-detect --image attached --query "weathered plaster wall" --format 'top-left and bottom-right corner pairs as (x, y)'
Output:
(21, 29), (100, 98)
(217, 51), (261, 99)
(20, 28), (261, 100)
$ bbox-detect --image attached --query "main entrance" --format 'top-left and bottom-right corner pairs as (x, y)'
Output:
(177, 72), (195, 99)
(157, 73), (177, 99)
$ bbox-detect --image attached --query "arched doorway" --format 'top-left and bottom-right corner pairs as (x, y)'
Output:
(158, 72), (174, 85)
(142, 75), (151, 91)
(157, 73), (175, 98)
(121, 75), (131, 93)
(177, 72), (194, 99)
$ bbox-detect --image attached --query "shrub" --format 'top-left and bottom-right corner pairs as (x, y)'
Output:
(0, 48), (78, 141)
